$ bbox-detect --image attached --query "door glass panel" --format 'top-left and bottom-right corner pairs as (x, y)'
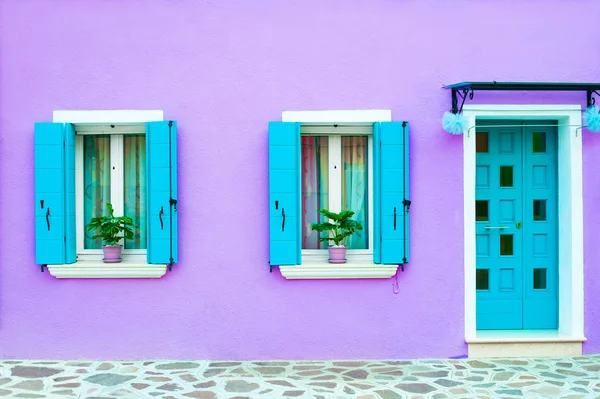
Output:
(476, 132), (489, 153)
(533, 132), (546, 153)
(476, 200), (489, 221)
(533, 268), (547, 289)
(500, 234), (514, 256)
(533, 200), (547, 221)
(476, 269), (489, 290)
(499, 166), (513, 187)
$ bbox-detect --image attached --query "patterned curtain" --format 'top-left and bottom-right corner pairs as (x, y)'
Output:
(84, 136), (111, 249)
(342, 136), (368, 249)
(301, 136), (329, 249)
(124, 135), (147, 249)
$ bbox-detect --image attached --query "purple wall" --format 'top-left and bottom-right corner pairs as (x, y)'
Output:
(0, 0), (599, 359)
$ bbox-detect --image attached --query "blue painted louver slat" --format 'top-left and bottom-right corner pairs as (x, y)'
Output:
(374, 122), (410, 265)
(146, 121), (178, 267)
(35, 122), (76, 266)
(268, 122), (301, 267)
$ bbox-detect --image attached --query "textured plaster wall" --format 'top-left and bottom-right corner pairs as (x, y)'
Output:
(0, 0), (599, 359)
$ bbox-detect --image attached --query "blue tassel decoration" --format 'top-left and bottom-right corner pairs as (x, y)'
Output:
(442, 111), (466, 135)
(584, 105), (600, 132)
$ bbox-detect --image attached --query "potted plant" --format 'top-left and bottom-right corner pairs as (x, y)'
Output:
(310, 209), (363, 264)
(86, 202), (135, 263)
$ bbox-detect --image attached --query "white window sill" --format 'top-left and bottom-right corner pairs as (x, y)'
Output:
(279, 259), (399, 279)
(47, 259), (167, 279)
(466, 329), (587, 344)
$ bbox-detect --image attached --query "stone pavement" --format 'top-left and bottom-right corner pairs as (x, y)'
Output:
(0, 356), (598, 398)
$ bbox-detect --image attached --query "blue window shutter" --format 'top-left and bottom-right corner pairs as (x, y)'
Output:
(146, 121), (178, 266)
(268, 121), (301, 266)
(35, 122), (66, 265)
(373, 121), (410, 265)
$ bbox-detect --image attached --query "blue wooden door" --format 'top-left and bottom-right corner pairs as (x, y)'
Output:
(476, 121), (558, 330)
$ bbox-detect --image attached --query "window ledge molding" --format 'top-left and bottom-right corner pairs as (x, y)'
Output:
(47, 260), (167, 279)
(279, 261), (399, 279)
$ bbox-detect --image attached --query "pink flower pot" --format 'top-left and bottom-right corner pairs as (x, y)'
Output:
(328, 245), (347, 264)
(102, 245), (123, 263)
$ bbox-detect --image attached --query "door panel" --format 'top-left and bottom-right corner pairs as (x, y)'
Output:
(475, 121), (558, 330)
(522, 125), (558, 328)
(476, 126), (524, 330)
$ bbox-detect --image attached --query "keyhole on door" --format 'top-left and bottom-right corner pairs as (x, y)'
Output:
(516, 221), (522, 229)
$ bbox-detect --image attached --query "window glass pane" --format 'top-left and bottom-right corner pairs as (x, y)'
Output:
(499, 166), (513, 187)
(476, 269), (489, 290)
(533, 268), (547, 289)
(476, 200), (489, 221)
(84, 135), (111, 249)
(500, 234), (514, 256)
(533, 132), (546, 153)
(301, 136), (329, 249)
(342, 136), (368, 249)
(476, 132), (489, 153)
(533, 200), (547, 221)
(124, 135), (147, 250)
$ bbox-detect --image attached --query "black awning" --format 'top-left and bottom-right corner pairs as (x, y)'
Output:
(443, 81), (600, 113)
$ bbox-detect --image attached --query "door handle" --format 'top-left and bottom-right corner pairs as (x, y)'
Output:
(485, 225), (507, 230)
(159, 206), (164, 230)
(46, 208), (51, 231)
(281, 208), (285, 232)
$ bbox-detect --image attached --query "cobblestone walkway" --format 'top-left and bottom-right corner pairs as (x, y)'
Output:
(0, 356), (598, 398)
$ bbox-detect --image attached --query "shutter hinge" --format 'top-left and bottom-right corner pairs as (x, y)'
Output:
(169, 197), (178, 212)
(402, 198), (411, 212)
(168, 259), (174, 272)
(41, 264), (47, 273)
(401, 261), (406, 272)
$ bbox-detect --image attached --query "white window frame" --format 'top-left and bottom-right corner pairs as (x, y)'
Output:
(48, 110), (166, 279)
(462, 104), (585, 354)
(75, 124), (146, 260)
(301, 125), (374, 262)
(280, 110), (400, 279)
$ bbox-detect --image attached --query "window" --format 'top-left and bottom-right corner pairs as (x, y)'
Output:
(76, 125), (147, 258)
(300, 126), (373, 260)
(268, 113), (410, 276)
(34, 113), (178, 278)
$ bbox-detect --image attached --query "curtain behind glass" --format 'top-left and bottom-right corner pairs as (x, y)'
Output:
(124, 135), (147, 249)
(84, 136), (111, 249)
(301, 136), (329, 249)
(342, 136), (368, 249)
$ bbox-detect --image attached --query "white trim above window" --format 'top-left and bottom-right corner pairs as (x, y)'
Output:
(53, 110), (163, 124)
(283, 109), (391, 124)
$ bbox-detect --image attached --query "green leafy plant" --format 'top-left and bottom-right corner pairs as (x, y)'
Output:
(310, 209), (363, 247)
(86, 202), (135, 246)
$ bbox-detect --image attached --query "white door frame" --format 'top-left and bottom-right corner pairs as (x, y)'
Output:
(463, 104), (585, 340)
